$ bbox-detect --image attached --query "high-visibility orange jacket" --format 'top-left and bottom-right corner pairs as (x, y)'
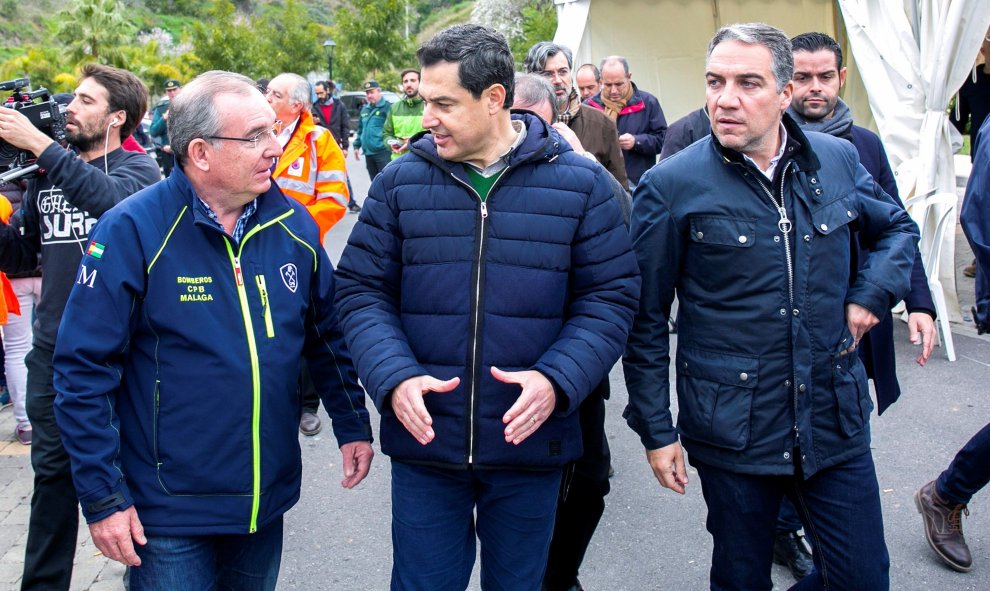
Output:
(273, 111), (349, 238)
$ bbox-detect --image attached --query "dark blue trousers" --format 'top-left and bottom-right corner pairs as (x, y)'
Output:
(975, 265), (990, 329)
(694, 451), (889, 591)
(131, 516), (283, 590)
(936, 422), (990, 505)
(390, 461), (561, 591)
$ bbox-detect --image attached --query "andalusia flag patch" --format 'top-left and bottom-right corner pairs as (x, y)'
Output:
(87, 241), (106, 259)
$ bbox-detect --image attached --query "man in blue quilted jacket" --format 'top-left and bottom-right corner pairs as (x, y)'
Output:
(334, 24), (641, 591)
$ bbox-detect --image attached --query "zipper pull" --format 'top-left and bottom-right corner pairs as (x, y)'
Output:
(233, 257), (244, 286)
(777, 207), (792, 234)
(480, 201), (488, 219)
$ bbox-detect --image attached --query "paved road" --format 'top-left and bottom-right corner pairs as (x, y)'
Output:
(1, 156), (988, 589)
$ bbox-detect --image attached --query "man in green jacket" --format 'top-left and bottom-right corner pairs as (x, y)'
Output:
(383, 69), (426, 160)
(353, 80), (392, 180)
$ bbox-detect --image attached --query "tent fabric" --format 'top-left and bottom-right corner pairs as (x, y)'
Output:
(839, 0), (990, 321)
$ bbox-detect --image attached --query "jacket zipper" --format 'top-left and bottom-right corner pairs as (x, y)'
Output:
(755, 162), (801, 446)
(221, 209), (294, 533)
(449, 171), (508, 465)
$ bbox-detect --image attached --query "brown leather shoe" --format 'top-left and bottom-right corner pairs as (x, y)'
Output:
(299, 412), (322, 436)
(915, 480), (973, 572)
(963, 262), (976, 278)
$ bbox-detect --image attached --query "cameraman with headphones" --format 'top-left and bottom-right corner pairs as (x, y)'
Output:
(0, 64), (160, 591)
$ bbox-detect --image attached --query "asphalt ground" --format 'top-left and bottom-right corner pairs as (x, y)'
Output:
(0, 156), (987, 589)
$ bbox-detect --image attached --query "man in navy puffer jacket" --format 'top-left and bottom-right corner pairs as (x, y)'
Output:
(334, 24), (640, 591)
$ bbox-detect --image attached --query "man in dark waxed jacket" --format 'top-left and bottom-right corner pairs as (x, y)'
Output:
(334, 24), (640, 591)
(623, 23), (918, 591)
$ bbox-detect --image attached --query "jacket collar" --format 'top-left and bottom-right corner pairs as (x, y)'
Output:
(710, 112), (821, 173)
(408, 112), (570, 176)
(171, 162), (294, 230)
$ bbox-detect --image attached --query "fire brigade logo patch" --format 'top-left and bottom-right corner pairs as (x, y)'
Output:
(280, 263), (298, 293)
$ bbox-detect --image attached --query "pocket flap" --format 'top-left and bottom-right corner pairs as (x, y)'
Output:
(677, 347), (759, 389)
(811, 197), (858, 236)
(689, 216), (756, 248)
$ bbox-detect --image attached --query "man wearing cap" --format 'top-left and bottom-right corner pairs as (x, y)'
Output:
(353, 80), (392, 184)
(149, 79), (181, 177)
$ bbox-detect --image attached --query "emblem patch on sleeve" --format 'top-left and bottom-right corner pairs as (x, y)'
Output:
(87, 241), (105, 258)
(280, 263), (298, 293)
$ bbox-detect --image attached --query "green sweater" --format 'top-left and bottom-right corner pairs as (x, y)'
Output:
(382, 95), (426, 159)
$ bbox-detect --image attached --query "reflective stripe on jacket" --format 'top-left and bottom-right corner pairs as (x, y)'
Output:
(273, 112), (349, 237)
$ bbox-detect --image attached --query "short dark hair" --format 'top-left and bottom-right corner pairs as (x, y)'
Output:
(80, 64), (148, 140)
(708, 23), (793, 93)
(791, 32), (843, 70)
(524, 42), (574, 73)
(400, 68), (420, 80)
(417, 24), (514, 108)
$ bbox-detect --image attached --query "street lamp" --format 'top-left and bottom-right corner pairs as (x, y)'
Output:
(322, 38), (336, 83)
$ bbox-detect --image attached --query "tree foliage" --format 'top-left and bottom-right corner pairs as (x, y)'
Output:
(56, 0), (136, 66)
(0, 0), (557, 105)
(332, 0), (414, 91)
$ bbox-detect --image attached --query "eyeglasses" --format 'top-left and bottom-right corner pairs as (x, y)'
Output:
(204, 120), (283, 150)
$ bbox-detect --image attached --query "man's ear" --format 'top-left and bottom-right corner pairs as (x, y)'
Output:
(838, 67), (848, 89)
(185, 139), (211, 172)
(487, 84), (506, 115)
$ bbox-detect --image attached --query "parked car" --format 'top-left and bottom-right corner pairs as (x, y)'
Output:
(339, 90), (399, 136)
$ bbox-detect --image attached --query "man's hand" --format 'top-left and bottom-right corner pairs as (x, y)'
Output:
(391, 375), (460, 444)
(907, 311), (936, 366)
(339, 440), (374, 489)
(842, 303), (880, 355)
(353, 148), (361, 161)
(646, 442), (689, 494)
(0, 107), (56, 157)
(89, 506), (146, 567)
(618, 132), (636, 150)
(493, 367), (557, 445)
(162, 145), (172, 154)
(551, 123), (587, 155)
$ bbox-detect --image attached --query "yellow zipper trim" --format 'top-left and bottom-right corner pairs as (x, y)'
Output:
(256, 275), (275, 338)
(227, 209), (294, 533)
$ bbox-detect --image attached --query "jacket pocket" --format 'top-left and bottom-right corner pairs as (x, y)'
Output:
(831, 350), (872, 437)
(675, 347), (758, 450)
(810, 197), (858, 237)
(689, 215), (756, 248)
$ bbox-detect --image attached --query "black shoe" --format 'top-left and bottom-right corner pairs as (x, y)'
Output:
(773, 530), (814, 581)
(299, 412), (322, 436)
(973, 307), (989, 335)
(348, 202), (362, 213)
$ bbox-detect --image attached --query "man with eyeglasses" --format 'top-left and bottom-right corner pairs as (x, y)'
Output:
(267, 73), (350, 244)
(267, 73), (353, 437)
(51, 71), (373, 590)
(586, 55), (667, 189)
(525, 42), (628, 189)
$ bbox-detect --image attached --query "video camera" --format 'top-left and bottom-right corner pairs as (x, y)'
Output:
(0, 77), (67, 180)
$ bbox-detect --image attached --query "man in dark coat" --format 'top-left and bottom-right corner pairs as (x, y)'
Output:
(624, 23), (919, 590)
(525, 42), (627, 188)
(334, 25), (640, 591)
(585, 56), (667, 189)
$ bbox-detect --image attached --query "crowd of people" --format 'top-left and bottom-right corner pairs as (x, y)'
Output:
(0, 18), (986, 591)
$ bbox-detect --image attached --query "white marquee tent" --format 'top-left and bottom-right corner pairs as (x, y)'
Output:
(555, 0), (990, 330)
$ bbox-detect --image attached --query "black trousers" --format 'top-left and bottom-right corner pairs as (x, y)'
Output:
(22, 345), (78, 591)
(301, 362), (319, 414)
(543, 380), (612, 590)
